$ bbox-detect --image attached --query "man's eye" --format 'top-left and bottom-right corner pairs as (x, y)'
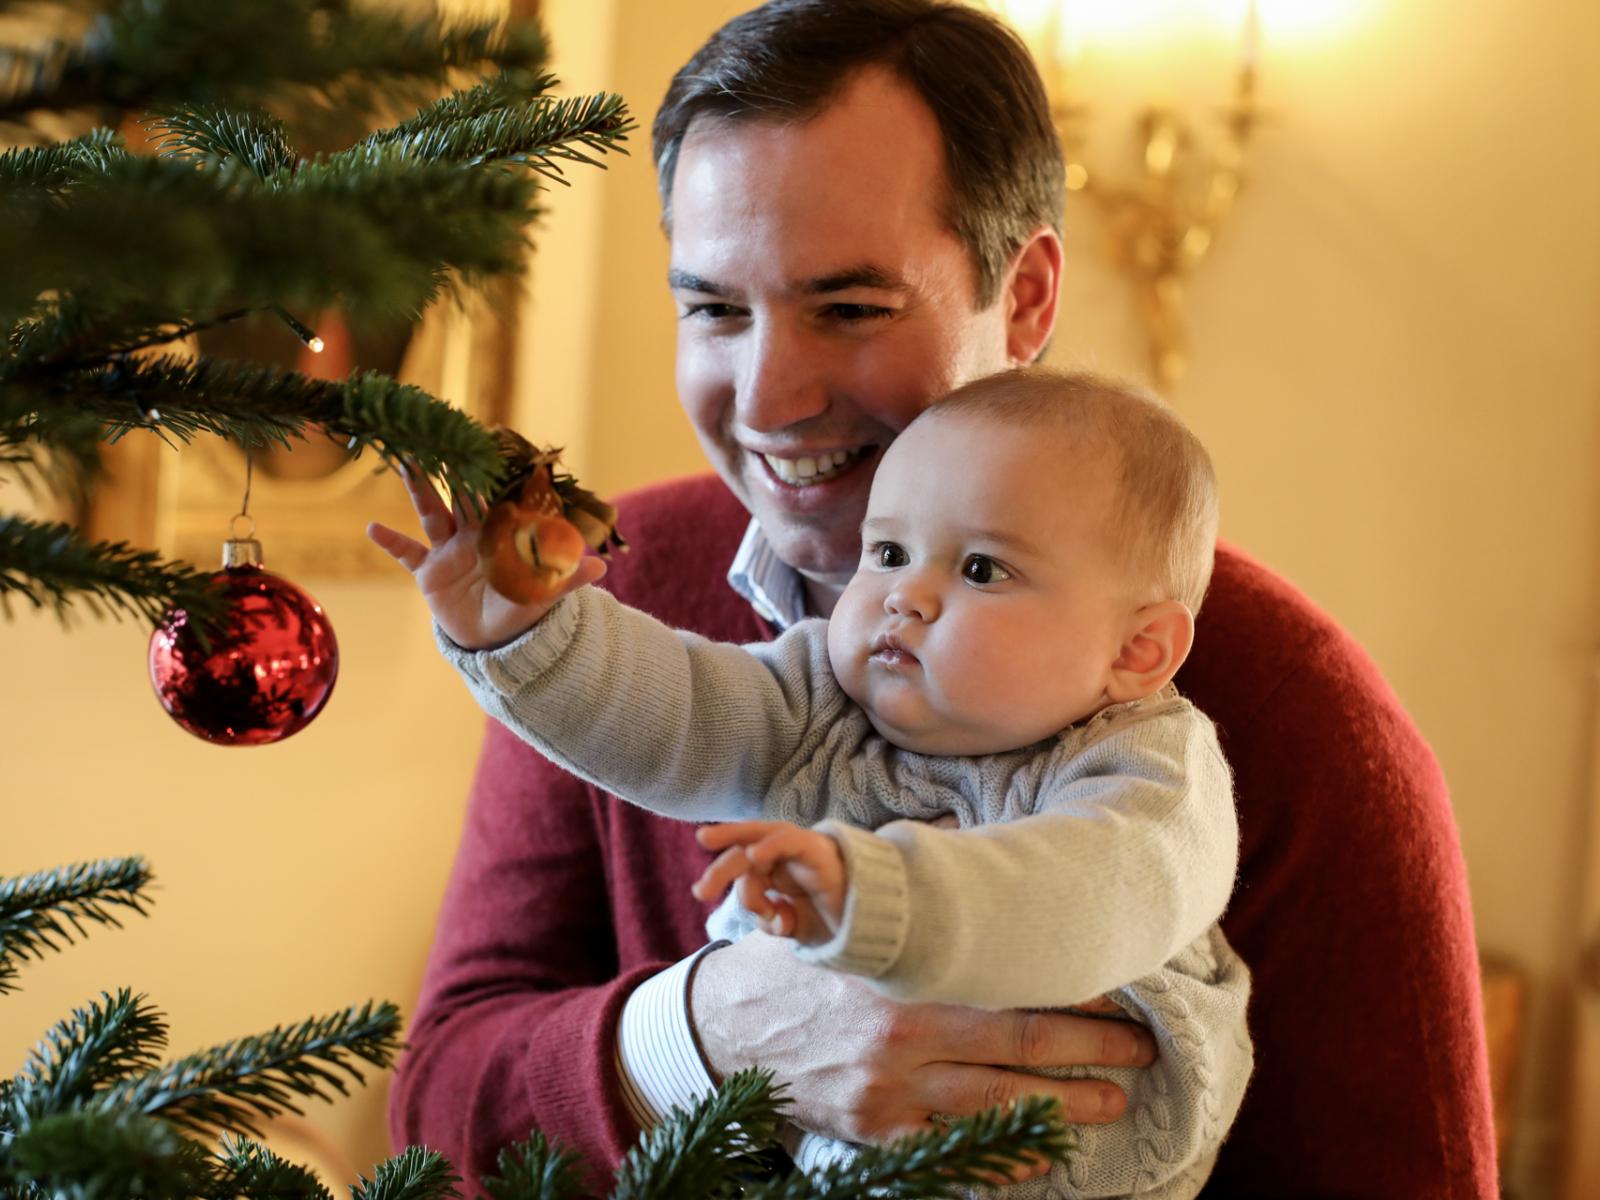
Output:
(826, 304), (893, 322)
(871, 542), (908, 568)
(962, 555), (1012, 585)
(681, 302), (743, 320)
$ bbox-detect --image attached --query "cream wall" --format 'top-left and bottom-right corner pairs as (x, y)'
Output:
(3, 0), (1597, 1196)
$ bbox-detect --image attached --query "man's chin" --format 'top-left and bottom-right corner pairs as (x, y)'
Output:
(762, 527), (858, 588)
(738, 487), (867, 584)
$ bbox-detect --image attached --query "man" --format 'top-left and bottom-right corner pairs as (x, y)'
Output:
(387, 2), (1497, 1195)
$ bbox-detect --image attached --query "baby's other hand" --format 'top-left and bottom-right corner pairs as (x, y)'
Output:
(693, 821), (846, 946)
(367, 467), (604, 651)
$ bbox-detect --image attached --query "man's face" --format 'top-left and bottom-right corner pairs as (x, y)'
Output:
(666, 68), (1016, 599)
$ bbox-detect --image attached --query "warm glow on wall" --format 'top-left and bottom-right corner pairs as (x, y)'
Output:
(991, 0), (1373, 56)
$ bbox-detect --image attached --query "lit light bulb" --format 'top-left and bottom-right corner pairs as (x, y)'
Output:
(307, 336), (325, 354)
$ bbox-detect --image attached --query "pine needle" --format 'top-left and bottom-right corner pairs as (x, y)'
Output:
(0, 857), (155, 985)
(742, 1096), (1075, 1200)
(351, 85), (634, 177)
(0, 0), (548, 126)
(10, 989), (170, 1120)
(350, 1145), (463, 1200)
(481, 1130), (586, 1200)
(0, 514), (226, 631)
(213, 1134), (337, 1200)
(610, 1068), (790, 1200)
(98, 1000), (404, 1138)
(147, 103), (295, 180)
(5, 1107), (215, 1200)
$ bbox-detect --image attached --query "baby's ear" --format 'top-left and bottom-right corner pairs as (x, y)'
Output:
(1106, 600), (1195, 703)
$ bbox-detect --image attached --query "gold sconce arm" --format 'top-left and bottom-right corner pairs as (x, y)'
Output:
(1030, 9), (1263, 388)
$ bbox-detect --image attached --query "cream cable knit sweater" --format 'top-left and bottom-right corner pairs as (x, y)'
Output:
(440, 586), (1253, 1198)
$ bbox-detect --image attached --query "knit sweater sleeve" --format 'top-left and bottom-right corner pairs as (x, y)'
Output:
(794, 702), (1239, 1009)
(437, 585), (852, 824)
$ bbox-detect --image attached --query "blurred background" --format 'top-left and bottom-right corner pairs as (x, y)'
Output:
(4, 0), (1597, 1196)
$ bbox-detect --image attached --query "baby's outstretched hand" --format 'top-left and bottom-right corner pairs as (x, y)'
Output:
(693, 821), (846, 946)
(367, 467), (605, 651)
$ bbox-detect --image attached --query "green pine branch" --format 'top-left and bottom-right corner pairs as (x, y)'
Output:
(5, 1107), (215, 1200)
(481, 1131), (585, 1200)
(349, 1145), (462, 1200)
(611, 1068), (790, 1200)
(0, 857), (154, 988)
(0, 129), (123, 191)
(0, 514), (227, 630)
(0, 150), (544, 325)
(211, 1134), (335, 1200)
(98, 1000), (403, 1138)
(744, 1096), (1075, 1200)
(9, 353), (503, 489)
(352, 86), (635, 182)
(148, 104), (296, 180)
(10, 990), (169, 1124)
(0, 0), (548, 126)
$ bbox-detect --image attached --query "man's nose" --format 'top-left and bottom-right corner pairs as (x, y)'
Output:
(884, 574), (941, 623)
(736, 320), (830, 433)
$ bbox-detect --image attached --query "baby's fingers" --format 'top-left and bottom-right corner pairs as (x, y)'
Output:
(696, 820), (789, 854)
(737, 874), (794, 936)
(746, 827), (833, 874)
(399, 466), (457, 546)
(691, 845), (754, 902)
(366, 521), (428, 573)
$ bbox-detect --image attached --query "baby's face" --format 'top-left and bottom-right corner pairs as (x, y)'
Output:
(827, 413), (1138, 756)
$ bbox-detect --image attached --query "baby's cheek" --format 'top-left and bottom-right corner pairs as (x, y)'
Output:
(825, 619), (866, 706)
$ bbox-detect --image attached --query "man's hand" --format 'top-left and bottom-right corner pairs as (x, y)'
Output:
(693, 821), (847, 945)
(689, 933), (1157, 1163)
(367, 468), (605, 650)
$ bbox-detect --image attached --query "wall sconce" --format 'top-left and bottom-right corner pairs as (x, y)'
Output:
(988, 2), (1262, 387)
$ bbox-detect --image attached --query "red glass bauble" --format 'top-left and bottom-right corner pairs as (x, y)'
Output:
(149, 546), (339, 746)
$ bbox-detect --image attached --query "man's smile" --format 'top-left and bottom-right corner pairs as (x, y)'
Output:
(750, 445), (876, 488)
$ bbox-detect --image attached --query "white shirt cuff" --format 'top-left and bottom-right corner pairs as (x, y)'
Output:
(614, 942), (728, 1130)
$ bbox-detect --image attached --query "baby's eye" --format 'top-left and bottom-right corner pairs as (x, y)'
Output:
(962, 555), (1012, 585)
(872, 542), (908, 568)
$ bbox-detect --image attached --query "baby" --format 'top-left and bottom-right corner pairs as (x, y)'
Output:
(374, 367), (1253, 1198)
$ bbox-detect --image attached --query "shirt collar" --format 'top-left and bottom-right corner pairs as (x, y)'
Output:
(726, 520), (809, 631)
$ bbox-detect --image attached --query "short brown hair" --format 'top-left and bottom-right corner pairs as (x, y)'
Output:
(652, 0), (1064, 307)
(926, 368), (1220, 613)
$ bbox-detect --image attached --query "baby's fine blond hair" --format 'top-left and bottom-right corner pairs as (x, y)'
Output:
(923, 367), (1220, 614)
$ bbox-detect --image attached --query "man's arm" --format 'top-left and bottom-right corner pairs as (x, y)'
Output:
(387, 725), (679, 1189)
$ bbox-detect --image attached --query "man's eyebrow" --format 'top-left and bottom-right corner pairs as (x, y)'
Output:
(667, 268), (726, 293)
(802, 265), (908, 294)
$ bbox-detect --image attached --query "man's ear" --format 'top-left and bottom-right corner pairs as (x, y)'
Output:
(1106, 600), (1195, 703)
(1003, 225), (1062, 366)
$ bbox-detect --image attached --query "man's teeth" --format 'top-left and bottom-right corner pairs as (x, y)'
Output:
(762, 448), (862, 486)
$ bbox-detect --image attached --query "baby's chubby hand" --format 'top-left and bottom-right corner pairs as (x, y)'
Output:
(367, 467), (605, 651)
(693, 821), (846, 946)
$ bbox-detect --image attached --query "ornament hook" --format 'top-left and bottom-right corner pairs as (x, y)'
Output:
(223, 450), (263, 568)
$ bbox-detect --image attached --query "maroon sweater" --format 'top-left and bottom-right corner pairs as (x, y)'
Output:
(389, 474), (1497, 1197)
